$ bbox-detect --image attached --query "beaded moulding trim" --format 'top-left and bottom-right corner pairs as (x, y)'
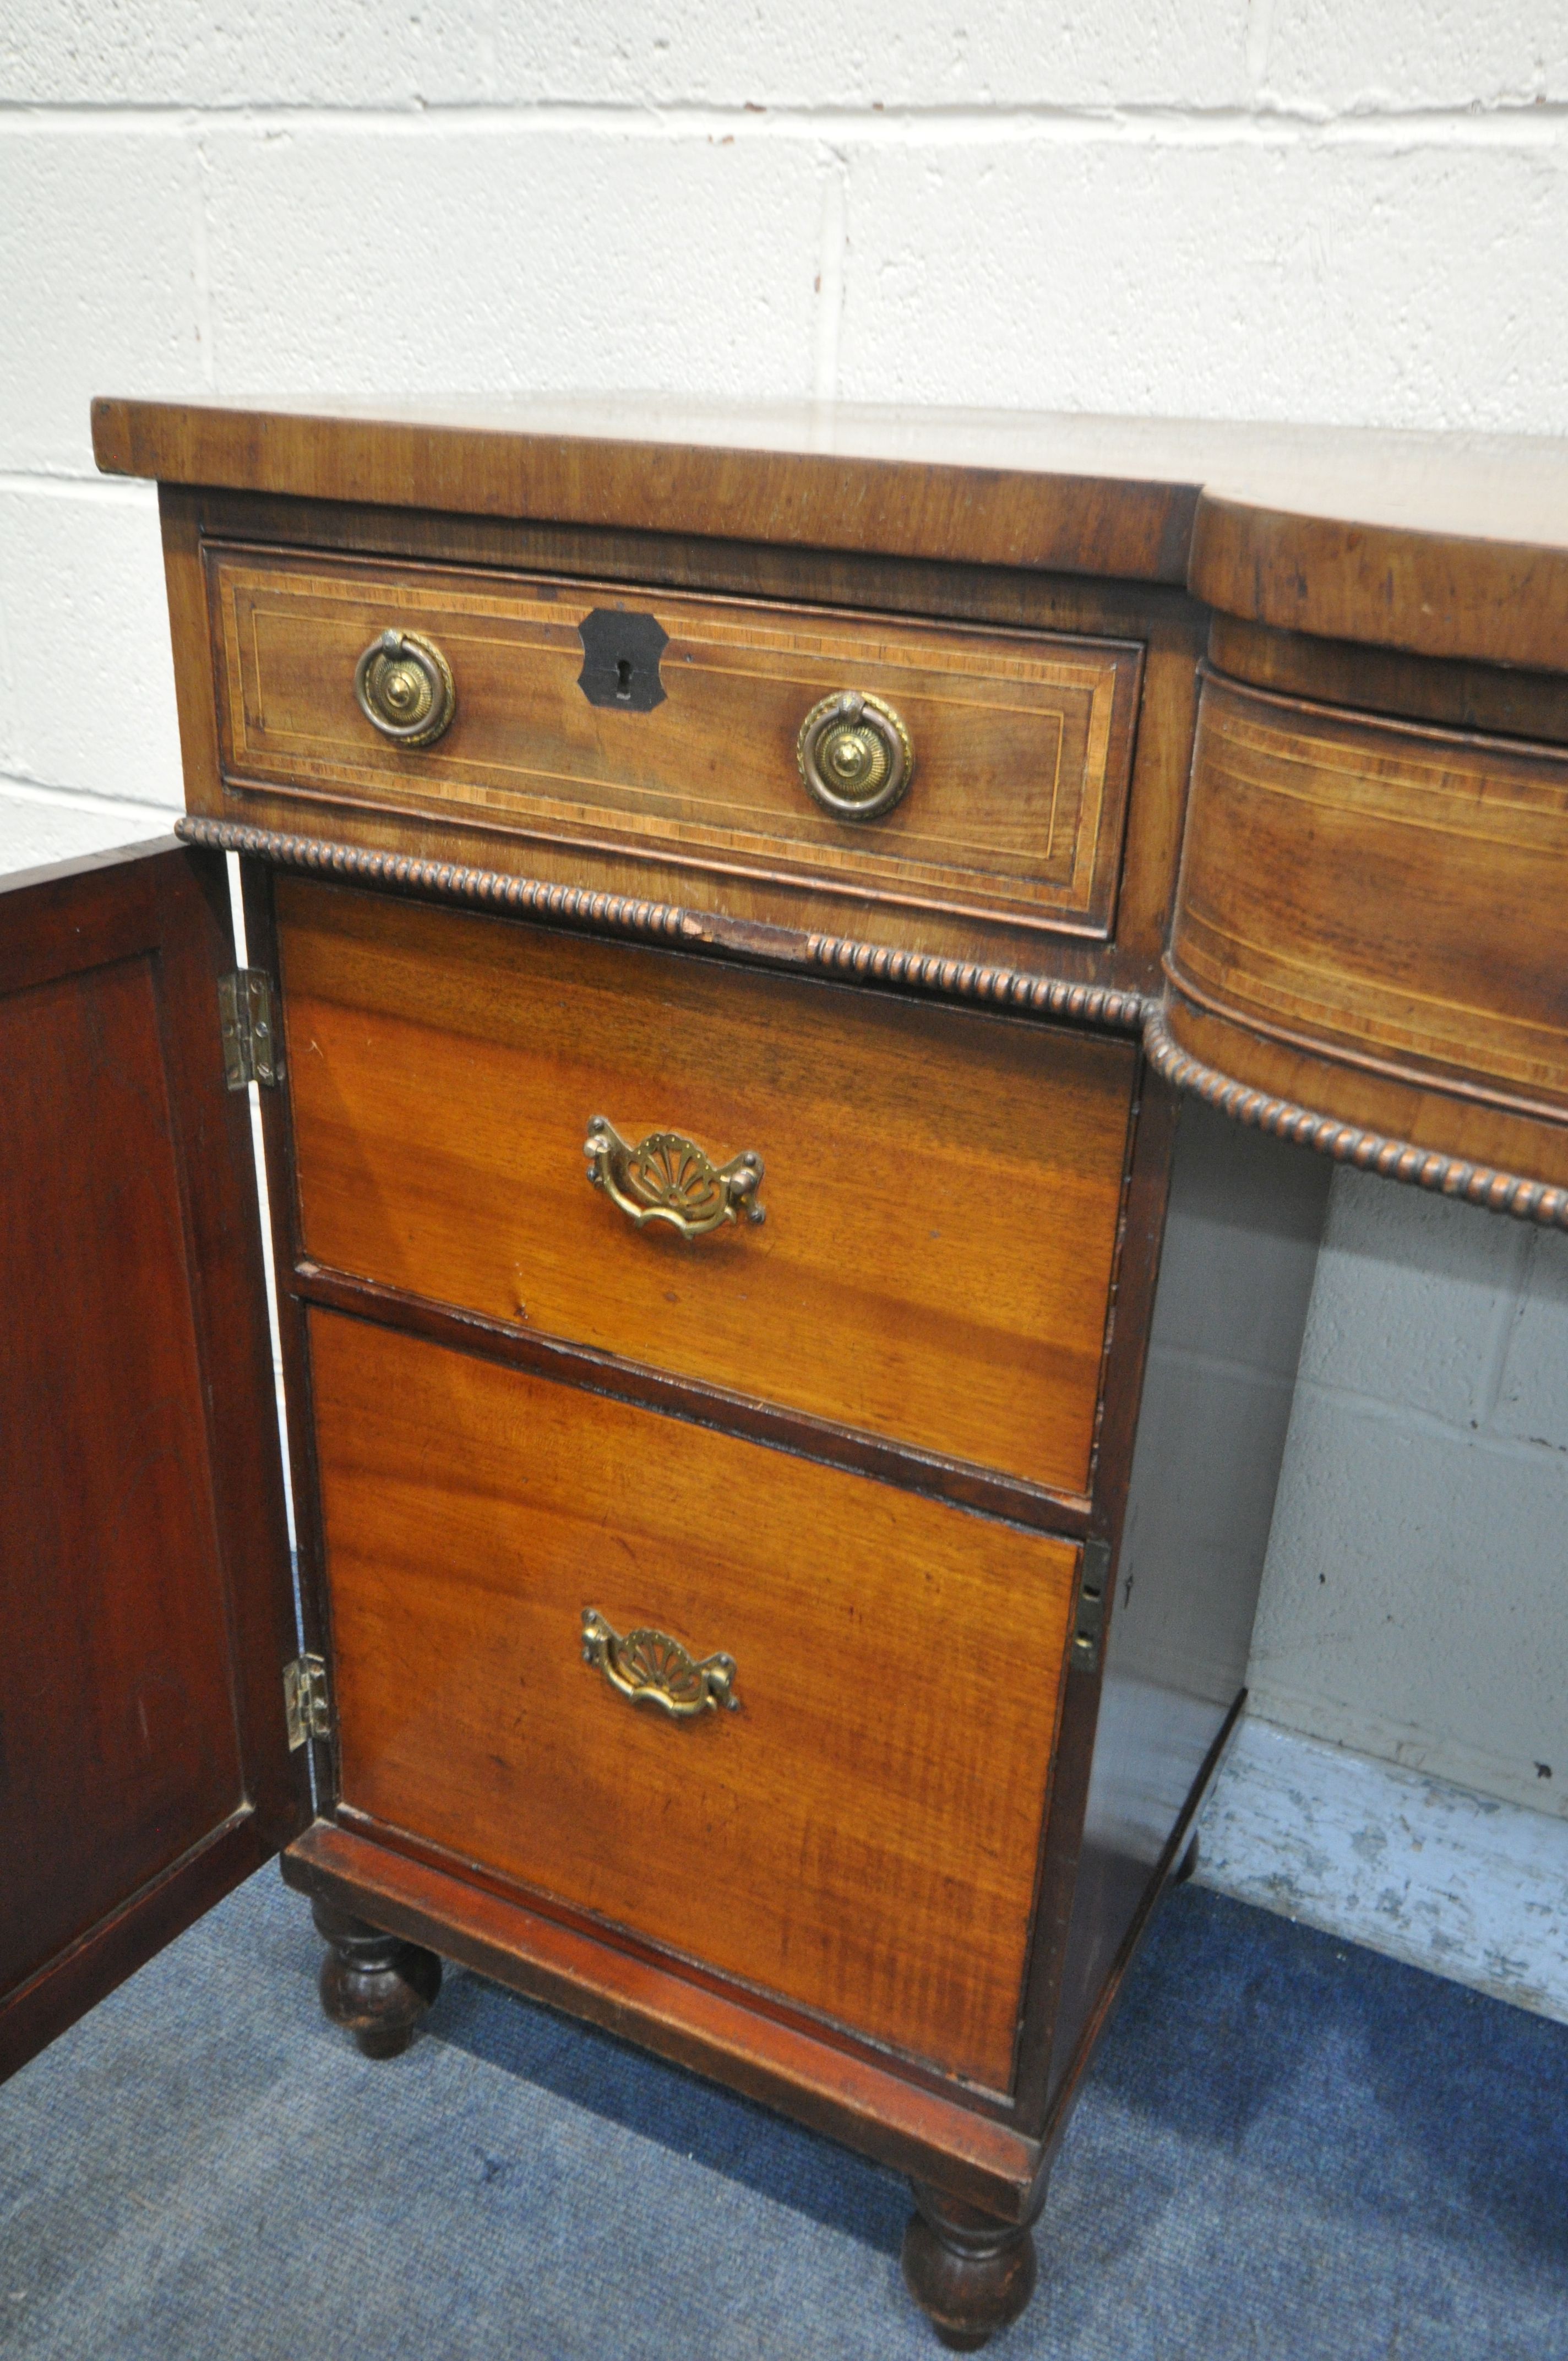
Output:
(1144, 1003), (1568, 1231)
(177, 820), (1566, 1224)
(175, 817), (1149, 1032)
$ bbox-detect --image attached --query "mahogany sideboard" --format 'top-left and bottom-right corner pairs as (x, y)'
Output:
(5, 399), (1566, 2348)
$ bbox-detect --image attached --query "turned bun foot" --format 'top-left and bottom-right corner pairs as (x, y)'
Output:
(901, 2180), (1040, 2350)
(312, 1899), (442, 2059)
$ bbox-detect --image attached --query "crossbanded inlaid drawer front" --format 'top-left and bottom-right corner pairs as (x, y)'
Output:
(311, 1311), (1080, 2091)
(1173, 674), (1568, 1109)
(208, 543), (1141, 936)
(276, 876), (1136, 1499)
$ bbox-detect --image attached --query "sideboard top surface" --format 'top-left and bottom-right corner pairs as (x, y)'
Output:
(92, 394), (1568, 671)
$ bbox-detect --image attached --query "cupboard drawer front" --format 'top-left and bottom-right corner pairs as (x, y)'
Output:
(209, 545), (1141, 935)
(278, 878), (1135, 1497)
(312, 1312), (1079, 2091)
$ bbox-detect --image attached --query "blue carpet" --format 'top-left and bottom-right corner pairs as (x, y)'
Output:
(2, 1873), (1564, 2358)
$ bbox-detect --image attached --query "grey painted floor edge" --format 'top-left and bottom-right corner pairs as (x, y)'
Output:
(3, 1868), (1565, 2360)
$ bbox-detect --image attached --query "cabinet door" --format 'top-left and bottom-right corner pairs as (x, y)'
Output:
(1, 840), (306, 2080)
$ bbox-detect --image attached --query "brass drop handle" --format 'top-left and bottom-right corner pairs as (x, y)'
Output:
(354, 627), (456, 747)
(582, 1609), (739, 1718)
(584, 1117), (765, 1238)
(797, 689), (913, 822)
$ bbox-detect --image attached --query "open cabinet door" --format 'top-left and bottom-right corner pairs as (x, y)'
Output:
(1, 839), (308, 2080)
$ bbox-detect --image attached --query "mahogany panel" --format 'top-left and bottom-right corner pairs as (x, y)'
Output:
(208, 545), (1140, 939)
(98, 394), (1205, 583)
(1004, 1069), (1180, 2123)
(1191, 492), (1568, 674)
(288, 1261), (1093, 1534)
(101, 395), (1568, 672)
(276, 876), (1135, 1495)
(0, 841), (303, 2079)
(308, 1311), (1081, 2091)
(2, 950), (240, 1992)
(175, 487), (1206, 989)
(1207, 616), (1568, 748)
(1172, 675), (1568, 1113)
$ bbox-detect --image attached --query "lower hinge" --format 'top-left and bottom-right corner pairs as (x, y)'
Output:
(284, 1653), (331, 1749)
(218, 969), (282, 1090)
(1070, 1539), (1112, 1673)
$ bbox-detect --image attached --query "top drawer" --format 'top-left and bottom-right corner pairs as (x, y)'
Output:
(207, 546), (1141, 937)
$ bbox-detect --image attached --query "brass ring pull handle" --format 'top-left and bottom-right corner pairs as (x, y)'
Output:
(584, 1117), (765, 1238)
(796, 689), (913, 822)
(582, 1609), (739, 1718)
(353, 628), (456, 747)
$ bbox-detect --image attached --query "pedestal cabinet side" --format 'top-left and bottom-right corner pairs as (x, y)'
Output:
(1044, 1097), (1331, 2117)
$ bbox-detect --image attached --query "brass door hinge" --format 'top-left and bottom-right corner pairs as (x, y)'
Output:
(284, 1653), (330, 1749)
(1071, 1539), (1111, 1672)
(218, 969), (282, 1090)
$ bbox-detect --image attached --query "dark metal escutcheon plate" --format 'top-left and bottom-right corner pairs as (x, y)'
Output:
(578, 607), (668, 712)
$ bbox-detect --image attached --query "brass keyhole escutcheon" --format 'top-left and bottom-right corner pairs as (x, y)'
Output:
(797, 690), (913, 823)
(354, 628), (456, 747)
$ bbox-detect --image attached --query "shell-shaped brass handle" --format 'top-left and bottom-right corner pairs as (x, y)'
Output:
(354, 627), (456, 747)
(582, 1609), (739, 1718)
(797, 689), (913, 822)
(584, 1117), (764, 1238)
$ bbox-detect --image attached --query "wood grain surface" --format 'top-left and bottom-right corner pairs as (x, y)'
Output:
(209, 545), (1140, 938)
(158, 488), (1203, 994)
(178, 485), (1209, 991)
(1171, 675), (1568, 1112)
(0, 842), (303, 2079)
(1191, 493), (1568, 675)
(281, 1818), (1046, 2213)
(62, 387), (1568, 2302)
(277, 875), (1135, 1494)
(100, 394), (1207, 583)
(309, 1310), (1081, 2091)
(98, 393), (1568, 668)
(1207, 617), (1568, 748)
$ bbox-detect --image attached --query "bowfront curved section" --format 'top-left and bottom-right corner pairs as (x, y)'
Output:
(1161, 669), (1568, 1209)
(1144, 1004), (1568, 1230)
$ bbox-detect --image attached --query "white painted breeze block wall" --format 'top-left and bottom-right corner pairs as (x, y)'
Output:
(3, 4), (1565, 1988)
